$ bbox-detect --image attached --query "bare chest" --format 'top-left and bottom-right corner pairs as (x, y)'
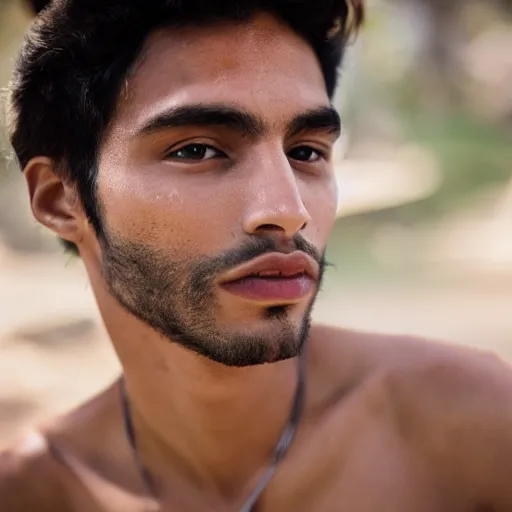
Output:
(256, 407), (477, 512)
(59, 424), (480, 512)
(259, 455), (462, 512)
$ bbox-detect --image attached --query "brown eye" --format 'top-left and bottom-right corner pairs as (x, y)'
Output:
(288, 146), (322, 162)
(167, 143), (225, 161)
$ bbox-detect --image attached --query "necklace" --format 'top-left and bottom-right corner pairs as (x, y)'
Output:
(120, 356), (306, 512)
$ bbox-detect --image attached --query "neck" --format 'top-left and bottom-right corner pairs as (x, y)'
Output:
(123, 340), (300, 502)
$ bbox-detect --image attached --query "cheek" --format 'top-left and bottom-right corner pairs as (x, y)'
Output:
(302, 174), (338, 242)
(96, 166), (243, 256)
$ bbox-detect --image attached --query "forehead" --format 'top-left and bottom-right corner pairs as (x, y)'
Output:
(114, 12), (330, 133)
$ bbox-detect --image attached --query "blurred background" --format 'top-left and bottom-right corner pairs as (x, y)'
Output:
(0, 0), (511, 447)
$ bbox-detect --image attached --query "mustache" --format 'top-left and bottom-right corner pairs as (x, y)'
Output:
(214, 235), (323, 270)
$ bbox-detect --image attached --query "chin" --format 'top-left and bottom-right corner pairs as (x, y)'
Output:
(221, 300), (306, 328)
(225, 305), (310, 345)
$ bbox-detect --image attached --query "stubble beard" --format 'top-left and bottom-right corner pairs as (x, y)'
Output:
(100, 230), (325, 367)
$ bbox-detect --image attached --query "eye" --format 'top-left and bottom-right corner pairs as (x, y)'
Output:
(166, 143), (225, 161)
(288, 146), (323, 163)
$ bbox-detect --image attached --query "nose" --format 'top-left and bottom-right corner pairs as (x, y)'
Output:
(243, 153), (312, 239)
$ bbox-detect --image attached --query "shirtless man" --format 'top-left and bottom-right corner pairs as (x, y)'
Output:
(2, 0), (512, 511)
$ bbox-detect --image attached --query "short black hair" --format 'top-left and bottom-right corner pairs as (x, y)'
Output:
(9, 0), (364, 254)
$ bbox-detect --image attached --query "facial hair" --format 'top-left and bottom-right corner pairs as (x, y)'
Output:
(100, 231), (326, 367)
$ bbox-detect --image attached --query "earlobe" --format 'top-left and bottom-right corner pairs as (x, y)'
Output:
(23, 157), (85, 246)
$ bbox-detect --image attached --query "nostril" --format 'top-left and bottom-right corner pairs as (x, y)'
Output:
(256, 224), (285, 233)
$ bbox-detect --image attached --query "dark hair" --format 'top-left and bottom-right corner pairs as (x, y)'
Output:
(10, 0), (364, 254)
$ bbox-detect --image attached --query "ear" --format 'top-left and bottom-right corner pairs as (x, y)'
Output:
(23, 157), (86, 247)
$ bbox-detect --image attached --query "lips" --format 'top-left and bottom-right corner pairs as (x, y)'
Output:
(219, 252), (319, 303)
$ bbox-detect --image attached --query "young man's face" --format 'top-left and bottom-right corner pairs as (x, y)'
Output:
(90, 12), (340, 366)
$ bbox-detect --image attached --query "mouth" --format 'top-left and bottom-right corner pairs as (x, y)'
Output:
(218, 252), (318, 304)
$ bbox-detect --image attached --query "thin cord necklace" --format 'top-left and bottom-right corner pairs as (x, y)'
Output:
(120, 356), (305, 512)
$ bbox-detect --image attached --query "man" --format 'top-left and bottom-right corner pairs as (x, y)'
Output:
(1, 0), (512, 510)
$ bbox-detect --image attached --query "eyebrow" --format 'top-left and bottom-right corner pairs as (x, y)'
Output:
(136, 104), (264, 138)
(135, 104), (341, 140)
(286, 106), (341, 139)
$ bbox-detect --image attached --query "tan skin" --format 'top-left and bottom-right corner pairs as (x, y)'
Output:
(2, 12), (512, 512)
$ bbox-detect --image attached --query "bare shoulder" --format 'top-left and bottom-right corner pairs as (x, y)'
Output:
(307, 323), (478, 391)
(0, 380), (123, 512)
(385, 336), (512, 409)
(0, 429), (72, 511)
(311, 323), (512, 443)
(311, 322), (512, 397)
(316, 324), (512, 506)
(377, 332), (512, 435)
(313, 324), (512, 504)
(387, 337), (512, 507)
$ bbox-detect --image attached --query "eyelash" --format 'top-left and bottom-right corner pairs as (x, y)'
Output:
(289, 146), (327, 163)
(164, 143), (328, 163)
(165, 143), (226, 161)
